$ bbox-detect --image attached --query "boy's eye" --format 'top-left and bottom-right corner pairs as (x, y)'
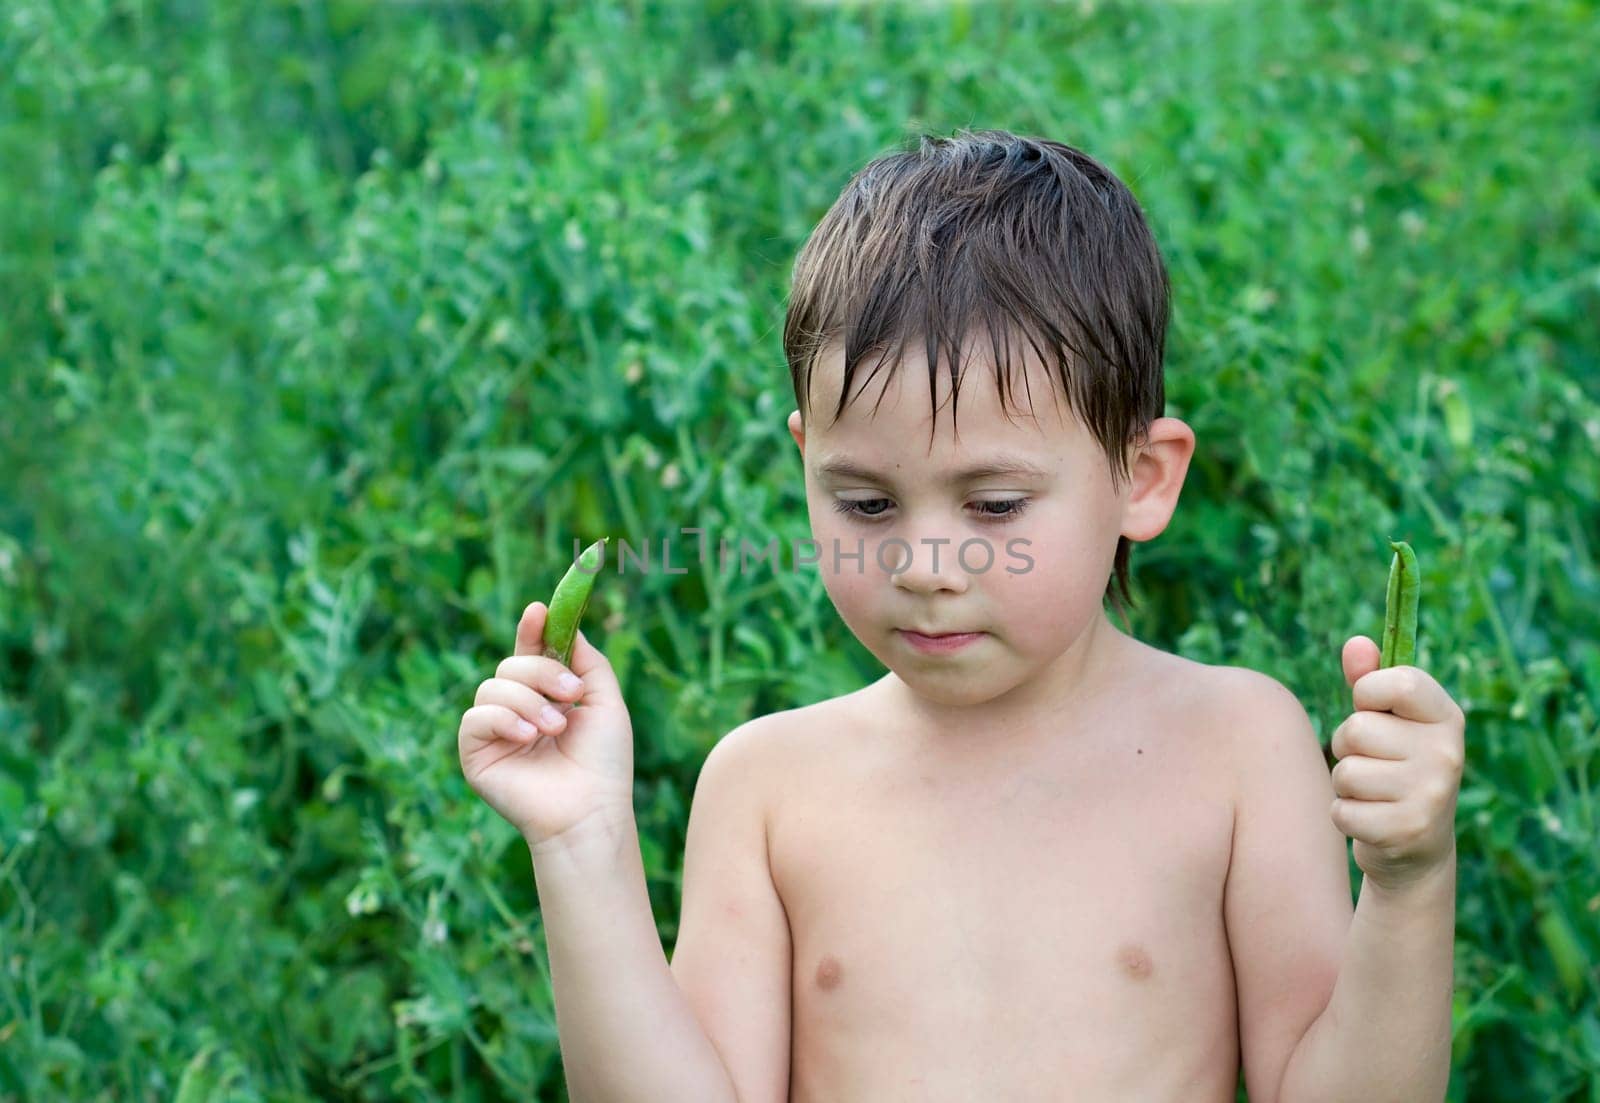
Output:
(974, 499), (1030, 519)
(831, 498), (1032, 522)
(834, 498), (892, 519)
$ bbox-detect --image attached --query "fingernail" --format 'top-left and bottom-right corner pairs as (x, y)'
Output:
(558, 673), (582, 695)
(540, 705), (564, 726)
(516, 719), (539, 737)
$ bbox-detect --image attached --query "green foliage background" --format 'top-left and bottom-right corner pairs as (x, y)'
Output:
(2, 0), (1597, 1099)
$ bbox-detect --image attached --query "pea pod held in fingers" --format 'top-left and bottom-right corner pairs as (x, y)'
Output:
(542, 537), (607, 667)
(1379, 538), (1420, 669)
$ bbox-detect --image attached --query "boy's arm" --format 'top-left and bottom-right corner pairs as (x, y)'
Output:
(528, 718), (790, 1103)
(1273, 660), (1462, 1103)
(530, 808), (739, 1103)
(1217, 670), (1353, 1103)
(668, 718), (793, 1101)
(1274, 855), (1456, 1103)
(1222, 669), (1457, 1103)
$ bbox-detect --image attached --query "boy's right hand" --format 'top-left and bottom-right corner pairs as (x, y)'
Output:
(458, 602), (635, 850)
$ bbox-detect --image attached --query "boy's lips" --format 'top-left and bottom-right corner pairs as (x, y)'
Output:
(898, 628), (986, 653)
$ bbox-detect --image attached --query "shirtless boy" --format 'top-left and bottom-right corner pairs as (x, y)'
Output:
(459, 130), (1465, 1102)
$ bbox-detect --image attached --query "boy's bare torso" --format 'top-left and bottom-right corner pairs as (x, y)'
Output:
(765, 640), (1242, 1102)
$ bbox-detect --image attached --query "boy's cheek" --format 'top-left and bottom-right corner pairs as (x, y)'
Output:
(998, 531), (1122, 636)
(1000, 566), (1108, 646)
(816, 549), (887, 628)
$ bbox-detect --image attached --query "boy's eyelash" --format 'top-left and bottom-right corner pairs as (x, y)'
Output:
(830, 498), (1032, 523)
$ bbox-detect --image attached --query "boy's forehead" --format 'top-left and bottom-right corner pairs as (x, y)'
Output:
(806, 333), (1076, 439)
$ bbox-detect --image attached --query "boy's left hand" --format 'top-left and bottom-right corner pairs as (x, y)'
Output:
(1329, 635), (1466, 893)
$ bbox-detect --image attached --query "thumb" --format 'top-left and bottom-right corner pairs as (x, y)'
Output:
(565, 627), (625, 710)
(1342, 634), (1381, 690)
(514, 601), (550, 658)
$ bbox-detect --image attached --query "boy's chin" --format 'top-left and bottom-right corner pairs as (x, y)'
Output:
(910, 687), (997, 709)
(888, 665), (1009, 709)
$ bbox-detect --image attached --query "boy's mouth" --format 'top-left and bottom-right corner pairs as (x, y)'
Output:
(898, 629), (986, 653)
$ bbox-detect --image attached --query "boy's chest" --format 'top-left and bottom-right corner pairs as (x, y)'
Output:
(767, 705), (1240, 1100)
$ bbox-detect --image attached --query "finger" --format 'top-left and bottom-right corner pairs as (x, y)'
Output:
(1329, 755), (1411, 801)
(1330, 710), (1415, 762)
(514, 602), (549, 658)
(563, 628), (624, 708)
(1330, 796), (1394, 842)
(1342, 635), (1381, 691)
(475, 677), (570, 734)
(1330, 797), (1428, 848)
(493, 655), (586, 706)
(460, 703), (545, 751)
(1351, 665), (1456, 723)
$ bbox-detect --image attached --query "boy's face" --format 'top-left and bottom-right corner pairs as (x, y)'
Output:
(787, 335), (1193, 723)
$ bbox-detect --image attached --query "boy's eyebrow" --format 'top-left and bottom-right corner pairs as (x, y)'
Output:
(813, 454), (1053, 483)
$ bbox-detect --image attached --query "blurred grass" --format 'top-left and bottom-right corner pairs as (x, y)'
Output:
(1, 0), (1597, 1100)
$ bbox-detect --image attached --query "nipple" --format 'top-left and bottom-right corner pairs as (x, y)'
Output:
(1117, 943), (1153, 980)
(815, 954), (844, 991)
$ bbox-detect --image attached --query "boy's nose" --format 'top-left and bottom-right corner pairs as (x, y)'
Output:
(884, 536), (972, 594)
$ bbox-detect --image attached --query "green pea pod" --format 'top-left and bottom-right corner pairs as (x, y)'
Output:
(1379, 539), (1420, 669)
(542, 538), (607, 667)
(1536, 906), (1589, 1002)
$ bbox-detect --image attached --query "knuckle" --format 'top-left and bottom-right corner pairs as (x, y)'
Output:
(1397, 669), (1421, 698)
(497, 653), (569, 693)
(1330, 759), (1354, 795)
(492, 653), (556, 688)
(462, 704), (502, 737)
(477, 676), (544, 713)
(1337, 802), (1353, 828)
(1438, 744), (1464, 775)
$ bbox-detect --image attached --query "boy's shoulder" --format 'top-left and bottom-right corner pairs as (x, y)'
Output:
(1146, 648), (1325, 816)
(1098, 634), (1309, 737)
(1145, 645), (1316, 769)
(709, 687), (863, 761)
(710, 642), (1309, 777)
(702, 683), (879, 798)
(700, 694), (829, 767)
(1118, 632), (1308, 710)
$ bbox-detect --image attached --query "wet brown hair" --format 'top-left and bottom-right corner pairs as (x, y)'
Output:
(782, 127), (1170, 621)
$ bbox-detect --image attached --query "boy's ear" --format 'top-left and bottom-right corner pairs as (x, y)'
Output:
(788, 409), (805, 454)
(1119, 417), (1195, 543)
